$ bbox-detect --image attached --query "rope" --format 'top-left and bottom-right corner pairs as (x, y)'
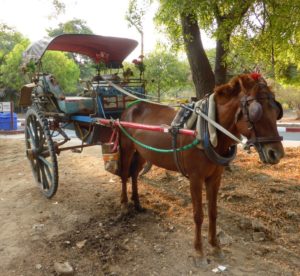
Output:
(126, 99), (142, 108)
(118, 122), (200, 153)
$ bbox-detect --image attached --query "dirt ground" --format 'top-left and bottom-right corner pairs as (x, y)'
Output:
(0, 138), (299, 276)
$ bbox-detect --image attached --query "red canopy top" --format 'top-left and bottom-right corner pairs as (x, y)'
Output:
(23, 34), (138, 68)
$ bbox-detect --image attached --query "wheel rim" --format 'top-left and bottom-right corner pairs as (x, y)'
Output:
(25, 108), (58, 198)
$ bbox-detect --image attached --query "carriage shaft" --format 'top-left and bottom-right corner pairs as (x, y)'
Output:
(96, 118), (197, 137)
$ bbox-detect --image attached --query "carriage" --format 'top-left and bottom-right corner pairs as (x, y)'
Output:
(20, 33), (148, 198)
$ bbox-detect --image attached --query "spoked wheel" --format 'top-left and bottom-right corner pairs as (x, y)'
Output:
(25, 107), (58, 198)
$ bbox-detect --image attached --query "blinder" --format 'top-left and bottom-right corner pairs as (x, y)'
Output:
(238, 94), (283, 162)
(239, 95), (283, 123)
(275, 100), (283, 120)
(248, 100), (263, 122)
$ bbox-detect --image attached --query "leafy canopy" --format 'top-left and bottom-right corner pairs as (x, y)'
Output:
(41, 51), (80, 94)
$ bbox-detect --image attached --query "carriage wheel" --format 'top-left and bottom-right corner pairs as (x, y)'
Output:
(25, 107), (58, 198)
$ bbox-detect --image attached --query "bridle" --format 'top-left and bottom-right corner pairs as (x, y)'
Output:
(239, 91), (283, 162)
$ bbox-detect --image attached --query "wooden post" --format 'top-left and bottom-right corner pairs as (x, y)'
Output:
(10, 101), (14, 130)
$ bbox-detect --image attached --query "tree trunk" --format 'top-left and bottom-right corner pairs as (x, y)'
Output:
(214, 36), (230, 85)
(157, 83), (161, 102)
(296, 104), (300, 120)
(212, 2), (251, 85)
(180, 13), (215, 99)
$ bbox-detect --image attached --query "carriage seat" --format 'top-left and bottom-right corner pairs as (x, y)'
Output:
(57, 97), (95, 114)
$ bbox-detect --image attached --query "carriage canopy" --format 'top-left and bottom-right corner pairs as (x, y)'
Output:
(23, 34), (138, 68)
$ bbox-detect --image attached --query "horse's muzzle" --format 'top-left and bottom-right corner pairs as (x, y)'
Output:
(260, 143), (285, 164)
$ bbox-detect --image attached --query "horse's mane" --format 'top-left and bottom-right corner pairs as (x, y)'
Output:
(214, 74), (273, 99)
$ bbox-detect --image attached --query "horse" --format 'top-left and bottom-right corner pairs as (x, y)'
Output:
(117, 73), (284, 261)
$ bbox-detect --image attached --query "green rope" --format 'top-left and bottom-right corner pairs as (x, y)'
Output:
(118, 123), (200, 153)
(126, 99), (142, 108)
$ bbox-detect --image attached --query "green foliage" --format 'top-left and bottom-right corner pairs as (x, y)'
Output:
(0, 24), (23, 66)
(275, 84), (300, 111)
(0, 39), (30, 90)
(155, 0), (252, 51)
(143, 47), (192, 99)
(155, 0), (300, 89)
(47, 19), (94, 81)
(42, 51), (80, 94)
(229, 1), (300, 81)
(47, 18), (93, 37)
(126, 0), (151, 33)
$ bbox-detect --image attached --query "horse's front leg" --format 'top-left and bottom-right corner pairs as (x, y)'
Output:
(189, 175), (205, 257)
(119, 144), (135, 211)
(130, 152), (146, 212)
(205, 168), (223, 253)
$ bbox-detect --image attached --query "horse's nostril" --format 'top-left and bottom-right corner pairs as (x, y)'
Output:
(267, 149), (280, 164)
(268, 149), (276, 159)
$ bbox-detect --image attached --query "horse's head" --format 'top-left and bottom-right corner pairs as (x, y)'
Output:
(217, 73), (284, 164)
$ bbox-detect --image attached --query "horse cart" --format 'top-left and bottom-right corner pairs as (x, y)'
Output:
(20, 33), (285, 258)
(19, 34), (155, 198)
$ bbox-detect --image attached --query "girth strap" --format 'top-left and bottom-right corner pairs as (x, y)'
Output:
(170, 127), (189, 178)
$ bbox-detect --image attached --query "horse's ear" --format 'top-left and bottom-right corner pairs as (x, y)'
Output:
(230, 74), (256, 95)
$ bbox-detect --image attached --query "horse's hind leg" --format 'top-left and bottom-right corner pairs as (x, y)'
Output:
(130, 152), (146, 211)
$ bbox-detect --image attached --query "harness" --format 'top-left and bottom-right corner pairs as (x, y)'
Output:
(170, 96), (237, 176)
(198, 97), (237, 166)
(105, 79), (283, 177)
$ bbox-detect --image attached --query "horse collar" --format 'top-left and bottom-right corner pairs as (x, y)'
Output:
(199, 97), (237, 166)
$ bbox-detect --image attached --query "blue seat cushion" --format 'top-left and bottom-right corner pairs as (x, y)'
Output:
(58, 97), (95, 114)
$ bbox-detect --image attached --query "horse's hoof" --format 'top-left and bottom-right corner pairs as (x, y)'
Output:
(212, 248), (225, 259)
(121, 203), (130, 214)
(188, 255), (209, 268)
(135, 204), (147, 213)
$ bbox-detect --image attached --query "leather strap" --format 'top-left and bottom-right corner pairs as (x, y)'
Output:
(170, 127), (189, 178)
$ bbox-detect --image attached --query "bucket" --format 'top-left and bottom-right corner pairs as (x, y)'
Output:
(0, 112), (17, 130)
(102, 142), (120, 175)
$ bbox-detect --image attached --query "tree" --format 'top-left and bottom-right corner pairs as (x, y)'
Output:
(0, 24), (23, 64)
(48, 0), (66, 19)
(0, 23), (24, 94)
(41, 51), (80, 94)
(228, 1), (300, 79)
(47, 19), (95, 80)
(155, 0), (253, 99)
(143, 47), (192, 101)
(0, 39), (30, 105)
(126, 0), (151, 59)
(47, 18), (93, 37)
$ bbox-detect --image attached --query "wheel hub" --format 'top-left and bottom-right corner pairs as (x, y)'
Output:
(26, 148), (38, 160)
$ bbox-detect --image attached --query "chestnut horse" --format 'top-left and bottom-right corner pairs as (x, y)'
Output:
(118, 74), (284, 260)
